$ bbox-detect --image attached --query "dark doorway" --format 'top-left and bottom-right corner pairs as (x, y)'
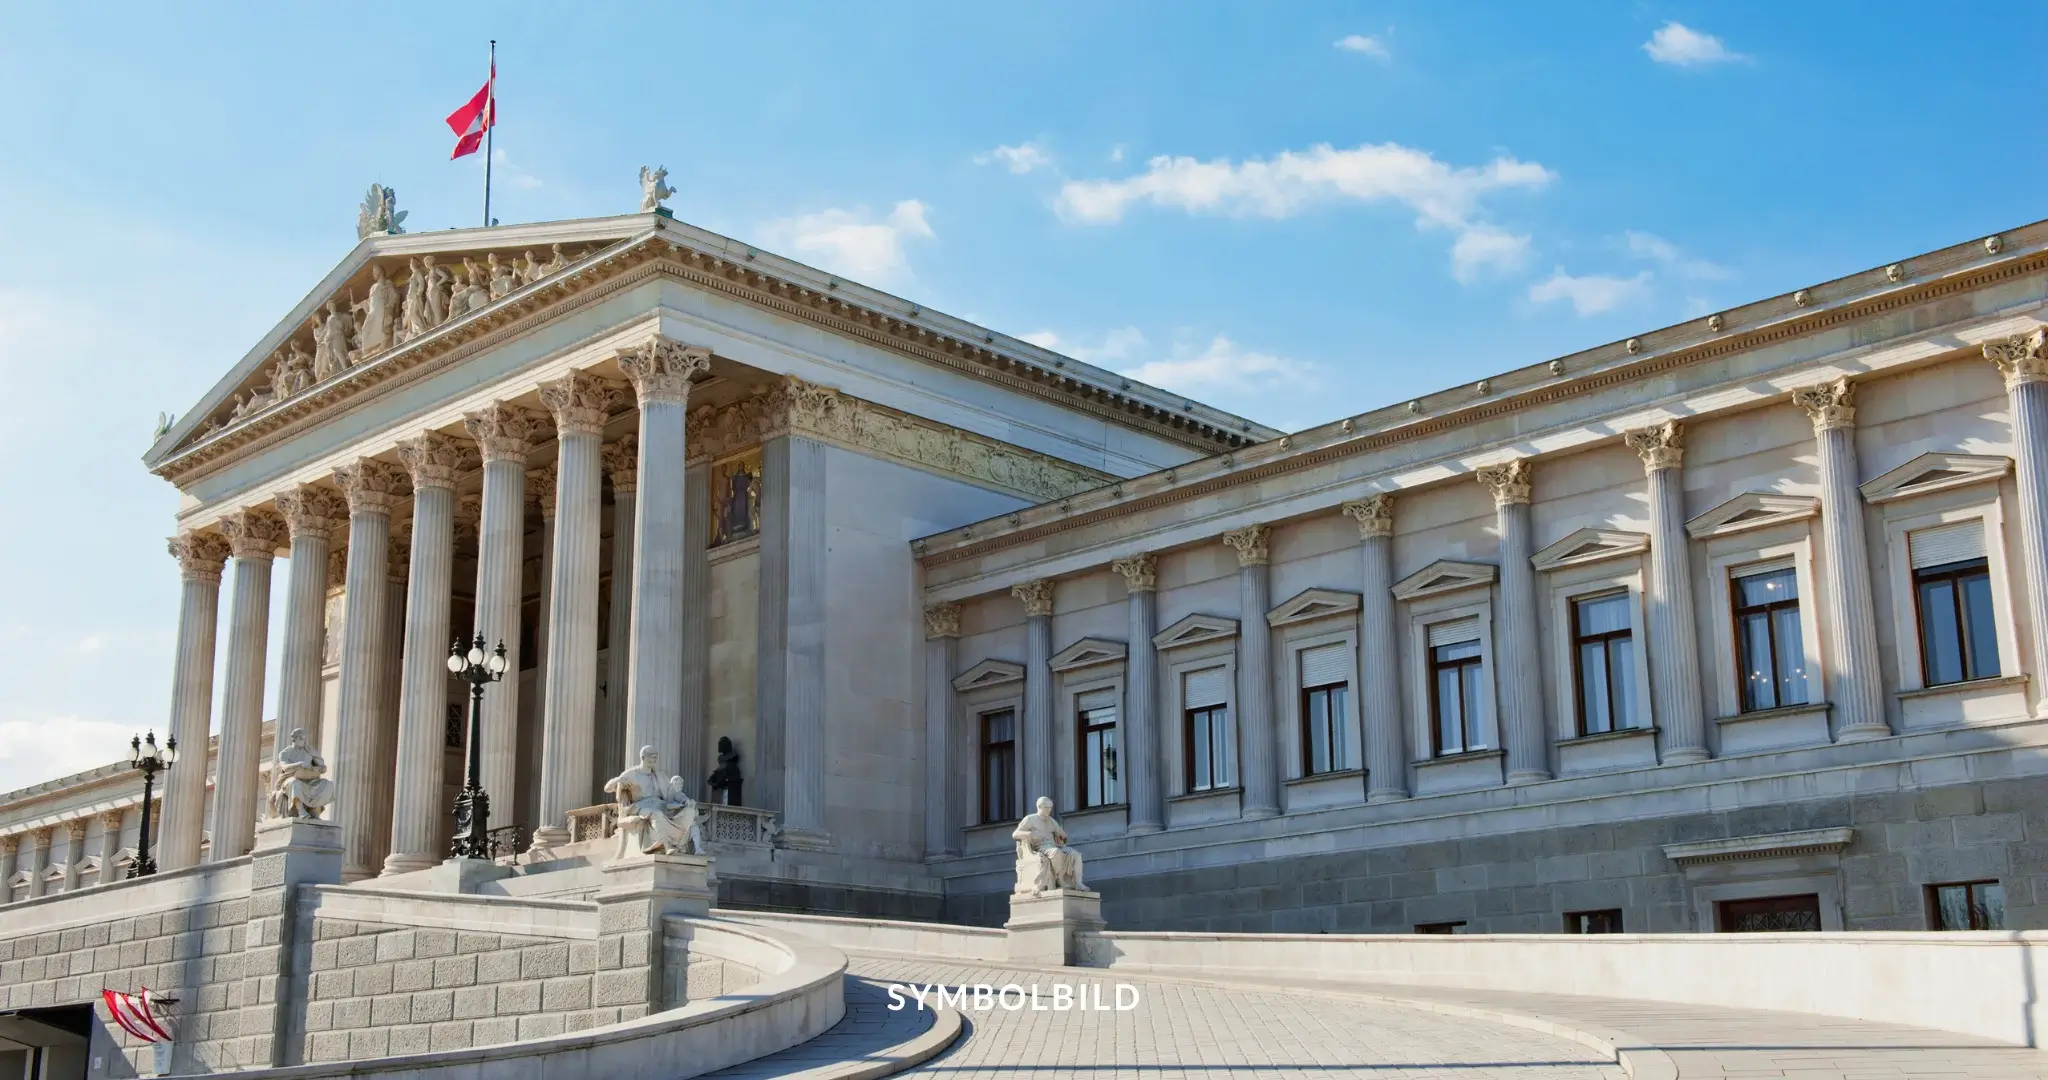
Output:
(1716, 893), (1823, 932)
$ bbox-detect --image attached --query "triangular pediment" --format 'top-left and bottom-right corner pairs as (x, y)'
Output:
(1152, 614), (1240, 650)
(1267, 588), (1362, 627)
(953, 658), (1026, 692)
(1048, 637), (1127, 672)
(39, 863), (64, 882)
(1860, 452), (2011, 504)
(6, 870), (26, 889)
(1685, 491), (1819, 540)
(1391, 559), (1497, 601)
(1531, 528), (1650, 572)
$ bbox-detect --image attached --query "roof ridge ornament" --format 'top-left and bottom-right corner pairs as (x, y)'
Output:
(356, 184), (407, 240)
(639, 166), (675, 217)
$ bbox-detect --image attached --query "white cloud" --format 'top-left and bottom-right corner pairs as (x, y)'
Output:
(976, 142), (1055, 175)
(1528, 268), (1653, 316)
(77, 634), (103, 654)
(763, 200), (935, 287)
(1122, 335), (1317, 397)
(1624, 230), (1733, 281)
(1335, 33), (1390, 59)
(0, 716), (129, 794)
(1451, 225), (1533, 283)
(1643, 22), (1744, 67)
(1020, 326), (1148, 366)
(491, 148), (544, 190)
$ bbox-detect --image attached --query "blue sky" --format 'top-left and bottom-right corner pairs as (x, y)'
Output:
(1, 2), (2043, 792)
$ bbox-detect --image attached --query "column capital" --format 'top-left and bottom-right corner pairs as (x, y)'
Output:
(396, 431), (480, 490)
(0, 833), (15, 855)
(1477, 460), (1533, 507)
(1983, 329), (2048, 390)
(63, 819), (85, 842)
(275, 485), (347, 540)
(30, 826), (52, 847)
(527, 464), (558, 516)
(1111, 552), (1158, 592)
(616, 338), (712, 406)
(1623, 420), (1686, 472)
(222, 507), (289, 560)
(333, 458), (411, 516)
(923, 602), (962, 639)
(168, 530), (231, 584)
(1793, 377), (1857, 432)
(602, 435), (639, 495)
(98, 810), (126, 831)
(1012, 578), (1056, 618)
(538, 370), (628, 437)
(1222, 524), (1271, 567)
(387, 521), (411, 584)
(778, 377), (842, 439)
(1341, 493), (1395, 538)
(462, 401), (552, 463)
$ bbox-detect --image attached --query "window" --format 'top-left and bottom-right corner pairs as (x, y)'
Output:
(1732, 566), (1807, 712)
(1928, 881), (2004, 930)
(1076, 693), (1121, 809)
(1563, 909), (1623, 934)
(1911, 522), (1999, 685)
(1716, 893), (1822, 932)
(1299, 643), (1352, 775)
(1428, 621), (1485, 755)
(1414, 921), (1466, 934)
(1183, 668), (1235, 792)
(979, 710), (1017, 824)
(1571, 593), (1637, 735)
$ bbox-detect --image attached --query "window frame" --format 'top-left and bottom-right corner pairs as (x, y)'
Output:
(1703, 526), (1826, 722)
(1730, 562), (1808, 714)
(1912, 557), (1998, 686)
(1405, 596), (1499, 762)
(1427, 636), (1487, 756)
(1073, 693), (1123, 811)
(1563, 909), (1624, 934)
(977, 707), (1020, 825)
(1881, 497), (2022, 694)
(1926, 880), (2004, 931)
(1279, 624), (1362, 780)
(1570, 591), (1636, 735)
(1161, 640), (1241, 798)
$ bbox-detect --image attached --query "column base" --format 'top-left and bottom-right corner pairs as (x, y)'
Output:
(1836, 723), (1893, 743)
(1366, 790), (1410, 804)
(1240, 806), (1280, 820)
(379, 853), (439, 877)
(1005, 888), (1104, 967)
(1662, 747), (1710, 765)
(1126, 821), (1164, 835)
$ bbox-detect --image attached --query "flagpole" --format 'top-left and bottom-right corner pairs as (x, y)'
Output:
(482, 40), (496, 227)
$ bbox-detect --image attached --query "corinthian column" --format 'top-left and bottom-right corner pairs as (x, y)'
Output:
(598, 434), (638, 794)
(98, 810), (126, 877)
(1794, 379), (1888, 740)
(1013, 579), (1057, 806)
(213, 507), (288, 861)
(461, 402), (548, 813)
(384, 432), (477, 874)
(274, 486), (345, 791)
(1624, 422), (1708, 762)
(527, 463), (558, 831)
(1985, 330), (2048, 717)
(59, 820), (84, 892)
(757, 378), (832, 846)
(1343, 494), (1408, 801)
(1223, 526), (1280, 817)
(0, 835), (15, 905)
(331, 458), (410, 880)
(534, 370), (625, 851)
(1112, 553), (1164, 833)
(618, 338), (713, 787)
(923, 603), (961, 857)
(160, 529), (230, 871)
(25, 829), (50, 898)
(1479, 461), (1550, 783)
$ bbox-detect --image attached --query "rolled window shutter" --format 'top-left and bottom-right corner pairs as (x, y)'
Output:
(1078, 688), (1118, 714)
(1184, 668), (1229, 709)
(1427, 618), (1481, 649)
(1910, 519), (1986, 569)
(1299, 643), (1349, 688)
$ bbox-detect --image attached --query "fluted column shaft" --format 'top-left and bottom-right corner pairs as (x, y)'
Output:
(1984, 333), (2048, 716)
(1224, 526), (1280, 818)
(465, 402), (547, 828)
(333, 459), (407, 881)
(161, 532), (229, 871)
(1795, 379), (1887, 739)
(385, 433), (471, 873)
(214, 509), (285, 861)
(680, 463), (711, 790)
(59, 823), (84, 892)
(600, 450), (636, 789)
(367, 531), (408, 872)
(1344, 496), (1409, 801)
(1626, 424), (1708, 762)
(1114, 554), (1164, 833)
(1481, 462), (1551, 783)
(782, 435), (830, 840)
(98, 812), (125, 874)
(0, 838), (15, 904)
(923, 605), (961, 857)
(25, 830), (50, 898)
(275, 488), (342, 803)
(1015, 580), (1056, 807)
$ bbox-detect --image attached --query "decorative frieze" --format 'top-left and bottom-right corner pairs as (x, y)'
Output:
(1111, 552), (1158, 592)
(1341, 493), (1395, 538)
(275, 485), (347, 540)
(168, 531), (231, 584)
(1012, 579), (1056, 618)
(616, 338), (713, 406)
(1623, 420), (1685, 472)
(923, 602), (962, 640)
(602, 435), (639, 494)
(1222, 524), (1271, 567)
(538, 370), (628, 437)
(395, 431), (479, 490)
(222, 507), (289, 559)
(1793, 377), (1857, 432)
(1477, 460), (1533, 506)
(333, 458), (411, 516)
(1983, 329), (2048, 389)
(463, 401), (552, 463)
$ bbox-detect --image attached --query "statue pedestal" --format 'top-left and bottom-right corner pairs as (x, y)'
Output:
(597, 853), (715, 918)
(1004, 888), (1103, 967)
(252, 815), (343, 858)
(595, 854), (715, 1015)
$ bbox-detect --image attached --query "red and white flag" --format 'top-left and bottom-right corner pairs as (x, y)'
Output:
(103, 988), (173, 1043)
(446, 60), (496, 159)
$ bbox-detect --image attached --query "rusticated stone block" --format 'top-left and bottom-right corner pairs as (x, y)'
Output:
(540, 975), (590, 1012)
(410, 989), (454, 1024)
(519, 943), (568, 979)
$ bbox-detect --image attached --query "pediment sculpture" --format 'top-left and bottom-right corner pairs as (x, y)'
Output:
(1012, 795), (1087, 895)
(604, 746), (704, 858)
(268, 727), (335, 820)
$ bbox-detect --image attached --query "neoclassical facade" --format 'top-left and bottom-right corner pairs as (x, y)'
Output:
(4, 204), (2047, 938)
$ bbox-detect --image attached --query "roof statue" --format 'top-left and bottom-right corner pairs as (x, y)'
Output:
(639, 165), (674, 215)
(356, 183), (408, 240)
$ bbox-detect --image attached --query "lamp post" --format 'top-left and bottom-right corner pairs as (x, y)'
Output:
(447, 634), (508, 860)
(127, 731), (176, 878)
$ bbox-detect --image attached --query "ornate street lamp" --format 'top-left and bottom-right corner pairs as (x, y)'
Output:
(127, 731), (177, 878)
(447, 634), (508, 860)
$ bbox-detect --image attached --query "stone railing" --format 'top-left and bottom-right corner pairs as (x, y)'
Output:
(563, 803), (780, 850)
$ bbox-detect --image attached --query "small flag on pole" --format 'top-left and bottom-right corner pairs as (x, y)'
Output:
(446, 58), (496, 160)
(103, 988), (174, 1043)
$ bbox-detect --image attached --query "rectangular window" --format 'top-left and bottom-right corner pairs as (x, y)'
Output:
(1076, 693), (1121, 809)
(1571, 592), (1637, 735)
(1413, 921), (1466, 934)
(979, 709), (1016, 824)
(1715, 893), (1822, 933)
(1299, 643), (1352, 775)
(1563, 909), (1624, 934)
(1928, 880), (2004, 930)
(1183, 668), (1235, 792)
(1732, 565), (1808, 712)
(1427, 620), (1485, 756)
(1911, 522), (1998, 686)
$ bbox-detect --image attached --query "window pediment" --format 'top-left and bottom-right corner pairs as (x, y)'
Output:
(1685, 492), (1819, 540)
(953, 659), (1026, 692)
(1152, 614), (1240, 650)
(1048, 638), (1127, 672)
(1531, 528), (1649, 572)
(1391, 560), (1497, 601)
(1860, 452), (2011, 504)
(1267, 588), (1362, 627)
(6, 870), (26, 888)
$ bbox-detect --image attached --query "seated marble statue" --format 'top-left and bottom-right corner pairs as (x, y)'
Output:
(268, 728), (334, 820)
(603, 746), (704, 858)
(1012, 796), (1086, 894)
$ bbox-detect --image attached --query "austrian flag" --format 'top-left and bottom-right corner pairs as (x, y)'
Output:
(446, 61), (496, 159)
(103, 988), (173, 1044)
